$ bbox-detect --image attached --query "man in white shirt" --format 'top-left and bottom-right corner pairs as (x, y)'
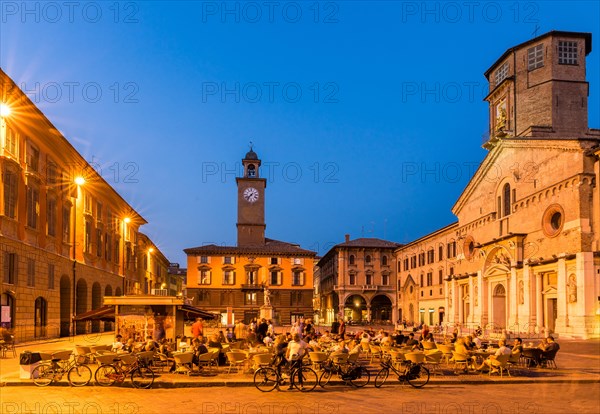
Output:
(477, 339), (511, 372)
(286, 334), (309, 390)
(112, 335), (124, 352)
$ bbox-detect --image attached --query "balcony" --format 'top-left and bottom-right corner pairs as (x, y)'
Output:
(362, 285), (378, 292)
(151, 288), (168, 296)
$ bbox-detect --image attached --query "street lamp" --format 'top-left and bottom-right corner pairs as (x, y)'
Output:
(0, 103), (11, 117)
(72, 176), (85, 337)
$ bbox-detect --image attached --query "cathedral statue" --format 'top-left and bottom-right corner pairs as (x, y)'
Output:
(568, 275), (577, 303)
(263, 287), (271, 307)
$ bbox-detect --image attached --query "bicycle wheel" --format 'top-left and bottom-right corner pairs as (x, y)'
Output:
(95, 365), (118, 386)
(67, 364), (92, 387)
(253, 367), (278, 392)
(349, 366), (370, 388)
(32, 364), (54, 387)
(131, 367), (155, 389)
(293, 366), (318, 392)
(406, 364), (430, 388)
(374, 368), (389, 388)
(318, 370), (332, 388)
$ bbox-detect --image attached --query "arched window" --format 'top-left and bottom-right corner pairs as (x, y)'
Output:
(382, 255), (388, 266)
(247, 164), (256, 178)
(349, 255), (355, 265)
(365, 255), (371, 264)
(503, 183), (511, 217)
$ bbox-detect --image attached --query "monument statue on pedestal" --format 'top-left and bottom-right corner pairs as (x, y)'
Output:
(260, 286), (273, 320)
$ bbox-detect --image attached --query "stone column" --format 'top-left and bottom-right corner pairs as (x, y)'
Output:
(509, 266), (518, 329)
(535, 273), (544, 330)
(556, 257), (567, 333)
(522, 264), (535, 333)
(477, 270), (484, 325)
(468, 276), (474, 327)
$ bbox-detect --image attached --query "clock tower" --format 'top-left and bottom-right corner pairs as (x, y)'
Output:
(236, 146), (267, 246)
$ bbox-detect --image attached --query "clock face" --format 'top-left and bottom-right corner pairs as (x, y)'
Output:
(243, 187), (259, 203)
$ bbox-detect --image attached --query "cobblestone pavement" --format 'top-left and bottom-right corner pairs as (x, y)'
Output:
(2, 383), (600, 414)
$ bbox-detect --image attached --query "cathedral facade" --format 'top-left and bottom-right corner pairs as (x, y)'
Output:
(396, 31), (600, 339)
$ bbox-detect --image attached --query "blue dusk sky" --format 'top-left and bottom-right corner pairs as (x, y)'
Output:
(1, 1), (599, 265)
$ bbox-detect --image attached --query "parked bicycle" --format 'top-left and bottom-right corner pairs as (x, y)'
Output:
(253, 355), (318, 392)
(95, 354), (155, 389)
(318, 354), (370, 388)
(374, 353), (430, 388)
(32, 354), (92, 387)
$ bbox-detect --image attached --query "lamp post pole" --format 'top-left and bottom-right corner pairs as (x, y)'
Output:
(72, 177), (84, 336)
(122, 218), (130, 295)
(71, 199), (76, 337)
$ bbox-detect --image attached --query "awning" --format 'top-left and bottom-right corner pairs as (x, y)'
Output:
(180, 304), (218, 320)
(73, 306), (115, 322)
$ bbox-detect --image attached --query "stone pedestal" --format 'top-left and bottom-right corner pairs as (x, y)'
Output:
(260, 305), (273, 320)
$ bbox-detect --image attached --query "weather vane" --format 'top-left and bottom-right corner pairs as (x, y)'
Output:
(249, 141), (254, 151)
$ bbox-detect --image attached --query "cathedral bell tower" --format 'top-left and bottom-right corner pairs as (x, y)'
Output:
(236, 145), (267, 247)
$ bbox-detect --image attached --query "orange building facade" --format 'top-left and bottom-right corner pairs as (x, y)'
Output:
(0, 69), (168, 341)
(185, 149), (316, 325)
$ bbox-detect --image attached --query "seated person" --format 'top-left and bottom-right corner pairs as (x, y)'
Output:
(540, 336), (560, 361)
(476, 339), (511, 372)
(208, 334), (223, 349)
(330, 341), (349, 354)
(405, 333), (419, 348)
(380, 332), (392, 346)
(122, 338), (136, 353)
(225, 328), (236, 343)
(319, 330), (333, 344)
(112, 335), (124, 352)
(158, 339), (174, 357)
(217, 331), (227, 343)
(393, 332), (405, 346)
(511, 338), (523, 354)
(178, 336), (191, 351)
(464, 336), (476, 351)
(472, 334), (482, 349)
(263, 335), (274, 347)
(145, 335), (159, 352)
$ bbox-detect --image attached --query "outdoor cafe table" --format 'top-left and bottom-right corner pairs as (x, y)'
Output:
(522, 347), (543, 367)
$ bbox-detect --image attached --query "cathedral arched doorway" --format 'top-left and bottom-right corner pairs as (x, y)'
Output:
(492, 283), (507, 329)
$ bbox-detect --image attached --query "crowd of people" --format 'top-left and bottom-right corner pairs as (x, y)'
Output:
(105, 317), (561, 376)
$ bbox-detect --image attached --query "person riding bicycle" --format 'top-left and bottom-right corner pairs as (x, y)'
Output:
(285, 333), (308, 390)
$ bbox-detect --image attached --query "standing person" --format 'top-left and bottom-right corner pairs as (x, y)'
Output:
(267, 320), (275, 337)
(191, 318), (204, 339)
(330, 319), (340, 336)
(285, 334), (309, 390)
(338, 318), (346, 340)
(234, 320), (247, 340)
(257, 318), (269, 342)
